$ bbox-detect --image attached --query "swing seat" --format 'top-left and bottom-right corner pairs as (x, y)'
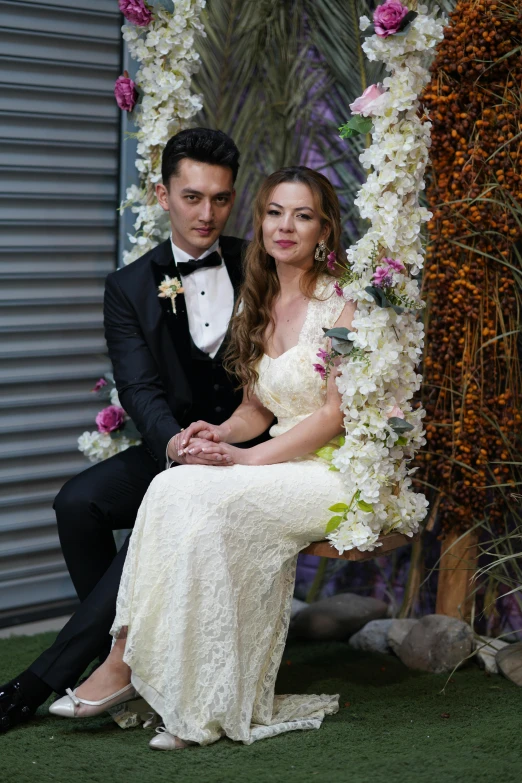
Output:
(301, 531), (419, 562)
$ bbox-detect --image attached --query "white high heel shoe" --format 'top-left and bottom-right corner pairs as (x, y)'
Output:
(49, 683), (137, 718)
(149, 726), (196, 751)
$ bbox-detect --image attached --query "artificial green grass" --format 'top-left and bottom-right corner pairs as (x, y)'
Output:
(1, 631), (522, 783)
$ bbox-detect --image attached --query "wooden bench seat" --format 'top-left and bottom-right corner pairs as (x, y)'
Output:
(301, 531), (419, 562)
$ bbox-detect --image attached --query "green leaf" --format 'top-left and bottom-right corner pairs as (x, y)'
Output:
(365, 286), (404, 314)
(323, 327), (351, 340)
(396, 436), (408, 446)
(388, 417), (414, 434)
(329, 465), (340, 472)
(339, 114), (373, 139)
(122, 419), (142, 440)
(357, 499), (374, 512)
(323, 326), (355, 355)
(397, 10), (418, 33)
(316, 445), (337, 462)
(329, 502), (349, 512)
(325, 515), (343, 534)
(339, 435), (345, 446)
(332, 337), (355, 355)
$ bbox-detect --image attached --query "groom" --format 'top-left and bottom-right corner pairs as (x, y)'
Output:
(0, 128), (250, 731)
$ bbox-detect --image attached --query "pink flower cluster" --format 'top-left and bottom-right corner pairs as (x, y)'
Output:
(373, 0), (409, 38)
(92, 377), (107, 393)
(119, 0), (152, 27)
(372, 257), (405, 288)
(114, 74), (138, 112)
(314, 348), (333, 381)
(96, 405), (126, 434)
(327, 251), (337, 271)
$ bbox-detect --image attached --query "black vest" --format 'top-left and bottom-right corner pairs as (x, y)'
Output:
(181, 338), (241, 428)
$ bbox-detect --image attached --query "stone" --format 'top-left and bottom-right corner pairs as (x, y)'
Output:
(474, 636), (509, 674)
(387, 619), (419, 655)
(349, 619), (394, 654)
(496, 641), (522, 686)
(290, 593), (389, 641)
(397, 614), (474, 674)
(291, 598), (308, 619)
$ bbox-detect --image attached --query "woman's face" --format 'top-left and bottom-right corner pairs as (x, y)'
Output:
(262, 182), (329, 269)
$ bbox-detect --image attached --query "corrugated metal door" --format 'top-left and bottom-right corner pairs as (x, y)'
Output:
(0, 0), (122, 623)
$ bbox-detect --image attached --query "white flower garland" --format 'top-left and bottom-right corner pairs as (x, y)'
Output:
(122, 0), (206, 265)
(326, 5), (445, 553)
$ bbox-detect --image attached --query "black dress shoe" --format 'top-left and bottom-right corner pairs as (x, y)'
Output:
(0, 680), (36, 732)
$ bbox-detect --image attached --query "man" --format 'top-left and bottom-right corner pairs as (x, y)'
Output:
(0, 128), (251, 731)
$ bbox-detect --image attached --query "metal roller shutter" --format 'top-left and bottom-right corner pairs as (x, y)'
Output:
(0, 0), (122, 624)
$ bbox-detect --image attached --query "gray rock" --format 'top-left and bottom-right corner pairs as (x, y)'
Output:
(291, 598), (308, 619)
(349, 619), (394, 654)
(397, 614), (474, 674)
(496, 641), (522, 686)
(290, 593), (389, 641)
(387, 619), (419, 655)
(474, 636), (509, 674)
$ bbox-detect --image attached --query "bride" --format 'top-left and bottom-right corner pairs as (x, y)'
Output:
(50, 165), (356, 749)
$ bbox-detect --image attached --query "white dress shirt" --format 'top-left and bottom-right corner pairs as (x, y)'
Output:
(166, 236), (235, 468)
(170, 237), (234, 359)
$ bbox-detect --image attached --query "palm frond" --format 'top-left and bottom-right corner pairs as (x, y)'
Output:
(193, 0), (454, 242)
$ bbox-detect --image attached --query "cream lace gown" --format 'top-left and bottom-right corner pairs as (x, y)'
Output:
(112, 277), (348, 745)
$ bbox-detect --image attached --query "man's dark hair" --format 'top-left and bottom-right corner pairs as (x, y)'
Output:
(161, 128), (240, 185)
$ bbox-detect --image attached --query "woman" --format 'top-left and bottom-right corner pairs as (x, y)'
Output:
(50, 166), (356, 749)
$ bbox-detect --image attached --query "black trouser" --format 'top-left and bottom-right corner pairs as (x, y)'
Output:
(30, 445), (160, 694)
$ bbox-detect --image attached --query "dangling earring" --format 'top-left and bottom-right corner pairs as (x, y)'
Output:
(315, 240), (327, 263)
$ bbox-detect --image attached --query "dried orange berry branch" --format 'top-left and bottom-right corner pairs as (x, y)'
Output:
(418, 0), (522, 534)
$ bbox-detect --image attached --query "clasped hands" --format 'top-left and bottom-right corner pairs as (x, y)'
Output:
(168, 421), (252, 467)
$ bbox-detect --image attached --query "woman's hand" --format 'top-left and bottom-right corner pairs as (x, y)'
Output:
(179, 420), (227, 453)
(186, 440), (254, 466)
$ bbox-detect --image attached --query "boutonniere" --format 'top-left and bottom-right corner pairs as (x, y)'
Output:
(158, 275), (184, 314)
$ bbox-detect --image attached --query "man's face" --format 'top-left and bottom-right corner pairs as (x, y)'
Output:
(156, 158), (236, 257)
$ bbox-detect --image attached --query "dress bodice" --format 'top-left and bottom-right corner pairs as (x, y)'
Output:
(255, 276), (345, 439)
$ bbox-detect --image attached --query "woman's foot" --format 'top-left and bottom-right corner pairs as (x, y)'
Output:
(49, 635), (135, 718)
(74, 658), (131, 706)
(149, 727), (196, 751)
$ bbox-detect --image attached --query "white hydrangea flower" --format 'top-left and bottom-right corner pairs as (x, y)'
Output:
(78, 431), (141, 464)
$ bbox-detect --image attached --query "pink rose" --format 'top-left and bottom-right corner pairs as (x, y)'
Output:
(349, 84), (387, 117)
(373, 1), (409, 38)
(388, 405), (405, 419)
(96, 405), (126, 434)
(119, 0), (152, 26)
(114, 74), (138, 112)
(92, 378), (107, 393)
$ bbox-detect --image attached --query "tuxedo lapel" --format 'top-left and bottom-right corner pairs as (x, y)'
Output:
(151, 241), (192, 377)
(220, 236), (245, 298)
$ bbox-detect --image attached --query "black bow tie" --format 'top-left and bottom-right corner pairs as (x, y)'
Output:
(176, 251), (222, 277)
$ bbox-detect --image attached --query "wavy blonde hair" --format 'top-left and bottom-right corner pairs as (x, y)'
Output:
(224, 166), (343, 391)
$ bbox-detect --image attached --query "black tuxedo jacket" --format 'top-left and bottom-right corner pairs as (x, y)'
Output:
(103, 236), (247, 466)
